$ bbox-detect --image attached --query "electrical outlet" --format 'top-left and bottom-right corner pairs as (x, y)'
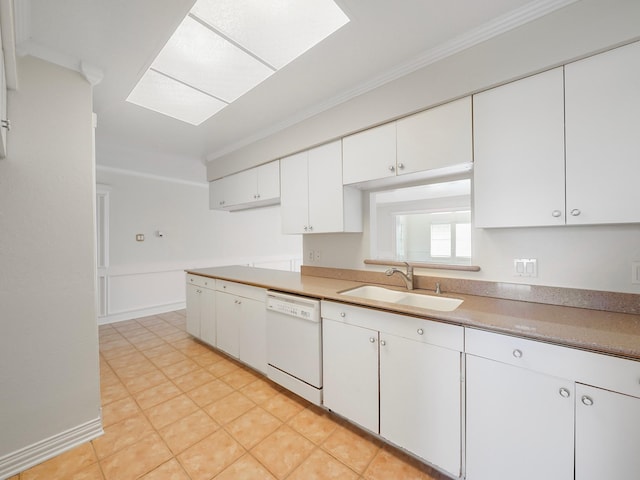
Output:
(632, 261), (640, 285)
(314, 250), (322, 262)
(307, 250), (315, 262)
(514, 258), (537, 277)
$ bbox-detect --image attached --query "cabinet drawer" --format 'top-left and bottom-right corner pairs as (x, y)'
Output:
(186, 274), (215, 289)
(216, 280), (266, 302)
(466, 328), (640, 398)
(321, 301), (463, 352)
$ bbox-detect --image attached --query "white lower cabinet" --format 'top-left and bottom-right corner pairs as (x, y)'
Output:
(322, 319), (379, 432)
(575, 384), (640, 480)
(380, 334), (462, 477)
(322, 301), (464, 477)
(215, 280), (267, 373)
(465, 328), (640, 480)
(185, 275), (216, 346)
(465, 355), (574, 480)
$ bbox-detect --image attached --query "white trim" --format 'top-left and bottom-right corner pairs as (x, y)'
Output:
(96, 165), (208, 187)
(0, 417), (103, 479)
(99, 301), (186, 325)
(206, 0), (578, 162)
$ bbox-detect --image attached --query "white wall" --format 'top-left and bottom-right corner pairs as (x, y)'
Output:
(95, 168), (302, 323)
(207, 0), (640, 294)
(0, 56), (101, 477)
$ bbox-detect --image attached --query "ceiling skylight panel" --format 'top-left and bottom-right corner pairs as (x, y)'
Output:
(191, 0), (350, 69)
(152, 16), (275, 103)
(126, 69), (227, 126)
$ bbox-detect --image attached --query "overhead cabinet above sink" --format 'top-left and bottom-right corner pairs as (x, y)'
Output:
(342, 96), (472, 186)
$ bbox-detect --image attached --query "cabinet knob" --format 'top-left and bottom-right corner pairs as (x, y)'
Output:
(397, 163), (405, 170)
(308, 225), (313, 231)
(559, 388), (571, 398)
(340, 312), (346, 317)
(512, 349), (523, 358)
(1, 119), (11, 131)
(304, 225), (308, 231)
(369, 337), (376, 343)
(552, 210), (562, 218)
(417, 328), (424, 335)
(388, 165), (395, 172)
(380, 340), (386, 346)
(581, 395), (594, 406)
(570, 209), (581, 216)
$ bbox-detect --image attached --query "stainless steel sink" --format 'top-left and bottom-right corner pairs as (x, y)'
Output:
(338, 285), (463, 312)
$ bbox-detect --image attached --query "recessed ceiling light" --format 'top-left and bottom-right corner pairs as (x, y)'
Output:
(126, 0), (349, 125)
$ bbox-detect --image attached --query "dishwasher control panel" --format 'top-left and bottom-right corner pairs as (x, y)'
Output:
(266, 291), (320, 322)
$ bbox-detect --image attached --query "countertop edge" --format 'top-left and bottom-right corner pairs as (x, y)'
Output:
(185, 266), (640, 361)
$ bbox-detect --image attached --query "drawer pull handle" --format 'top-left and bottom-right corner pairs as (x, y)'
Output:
(512, 349), (523, 358)
(417, 328), (424, 335)
(559, 388), (571, 398)
(581, 395), (594, 406)
(340, 312), (346, 318)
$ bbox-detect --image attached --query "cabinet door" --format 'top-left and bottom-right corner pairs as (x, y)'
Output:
(280, 151), (309, 234)
(322, 319), (379, 433)
(473, 68), (566, 228)
(225, 169), (257, 207)
(186, 284), (201, 338)
(565, 41), (640, 225)
(209, 178), (227, 210)
(308, 140), (344, 233)
(575, 384), (640, 480)
(256, 161), (280, 202)
(466, 355), (574, 480)
(199, 288), (216, 347)
(380, 335), (462, 477)
(239, 297), (267, 374)
(397, 96), (472, 175)
(342, 122), (397, 184)
(215, 292), (240, 358)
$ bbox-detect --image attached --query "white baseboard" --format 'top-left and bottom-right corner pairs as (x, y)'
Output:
(98, 301), (186, 325)
(0, 417), (103, 479)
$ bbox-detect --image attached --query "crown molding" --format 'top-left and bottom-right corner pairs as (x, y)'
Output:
(206, 0), (578, 162)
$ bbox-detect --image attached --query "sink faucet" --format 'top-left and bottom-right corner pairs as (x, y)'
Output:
(385, 262), (414, 290)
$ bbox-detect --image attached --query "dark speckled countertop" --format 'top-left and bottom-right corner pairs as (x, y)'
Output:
(186, 265), (640, 361)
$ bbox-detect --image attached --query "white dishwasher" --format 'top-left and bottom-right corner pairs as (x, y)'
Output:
(266, 291), (322, 405)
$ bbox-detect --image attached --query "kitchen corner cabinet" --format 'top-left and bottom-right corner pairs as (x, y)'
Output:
(280, 140), (362, 234)
(564, 40), (640, 225)
(322, 301), (464, 477)
(465, 328), (640, 480)
(185, 275), (216, 346)
(209, 160), (280, 211)
(215, 280), (267, 373)
(342, 97), (472, 185)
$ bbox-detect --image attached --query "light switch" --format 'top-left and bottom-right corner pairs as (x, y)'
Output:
(514, 258), (537, 277)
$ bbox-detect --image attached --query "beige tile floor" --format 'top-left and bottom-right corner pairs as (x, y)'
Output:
(13, 310), (450, 480)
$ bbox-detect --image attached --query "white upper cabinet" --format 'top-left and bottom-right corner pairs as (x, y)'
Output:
(396, 96), (472, 175)
(343, 97), (472, 186)
(342, 123), (397, 184)
(473, 68), (566, 228)
(281, 140), (362, 234)
(209, 160), (280, 211)
(565, 41), (640, 225)
(475, 40), (640, 228)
